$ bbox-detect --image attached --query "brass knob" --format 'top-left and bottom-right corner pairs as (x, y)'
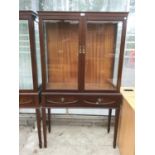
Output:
(81, 45), (85, 54)
(97, 98), (102, 103)
(82, 48), (85, 54)
(79, 45), (86, 54)
(61, 97), (65, 103)
(79, 45), (82, 54)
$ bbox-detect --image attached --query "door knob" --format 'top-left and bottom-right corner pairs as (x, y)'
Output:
(82, 47), (85, 54)
(79, 45), (82, 54)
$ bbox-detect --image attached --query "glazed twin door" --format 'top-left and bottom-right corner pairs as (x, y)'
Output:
(42, 13), (123, 92)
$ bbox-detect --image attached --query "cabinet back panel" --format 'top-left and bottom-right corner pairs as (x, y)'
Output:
(85, 23), (116, 90)
(44, 21), (79, 89)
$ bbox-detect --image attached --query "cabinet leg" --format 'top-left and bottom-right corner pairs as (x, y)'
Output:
(113, 108), (120, 148)
(36, 108), (42, 148)
(42, 107), (47, 148)
(107, 108), (112, 133)
(48, 108), (51, 133)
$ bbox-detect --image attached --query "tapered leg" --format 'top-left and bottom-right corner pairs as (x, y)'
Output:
(48, 108), (51, 133)
(42, 107), (47, 148)
(36, 108), (42, 148)
(113, 108), (120, 148)
(107, 108), (112, 133)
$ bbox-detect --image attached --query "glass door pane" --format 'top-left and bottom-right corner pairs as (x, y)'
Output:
(19, 20), (33, 90)
(34, 20), (42, 88)
(44, 20), (79, 90)
(85, 21), (122, 90)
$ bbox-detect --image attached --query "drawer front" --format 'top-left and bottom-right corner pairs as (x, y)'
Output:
(82, 95), (121, 107)
(82, 96), (117, 107)
(83, 97), (115, 105)
(46, 96), (80, 107)
(44, 94), (122, 108)
(19, 95), (35, 107)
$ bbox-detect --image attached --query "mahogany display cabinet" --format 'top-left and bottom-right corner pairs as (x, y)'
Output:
(38, 11), (128, 148)
(19, 11), (42, 148)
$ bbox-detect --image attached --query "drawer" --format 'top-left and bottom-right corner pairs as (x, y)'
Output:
(81, 95), (121, 107)
(44, 93), (122, 108)
(46, 96), (80, 106)
(19, 95), (35, 107)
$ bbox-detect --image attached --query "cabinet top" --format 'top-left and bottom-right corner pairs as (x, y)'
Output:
(38, 11), (128, 21)
(38, 11), (128, 17)
(19, 10), (37, 20)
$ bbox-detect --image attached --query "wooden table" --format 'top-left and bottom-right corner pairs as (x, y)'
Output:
(117, 87), (135, 155)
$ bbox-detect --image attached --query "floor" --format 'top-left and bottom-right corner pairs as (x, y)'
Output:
(19, 123), (120, 155)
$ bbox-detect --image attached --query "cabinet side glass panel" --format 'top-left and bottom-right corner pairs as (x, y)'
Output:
(43, 20), (79, 90)
(113, 22), (123, 86)
(34, 20), (42, 88)
(85, 21), (122, 90)
(19, 20), (33, 90)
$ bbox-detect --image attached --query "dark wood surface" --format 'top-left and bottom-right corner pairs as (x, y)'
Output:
(19, 10), (40, 108)
(19, 10), (39, 94)
(19, 11), (42, 148)
(48, 108), (51, 133)
(38, 12), (128, 148)
(108, 109), (112, 133)
(39, 12), (128, 92)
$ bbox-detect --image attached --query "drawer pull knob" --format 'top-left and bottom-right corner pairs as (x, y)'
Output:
(61, 97), (65, 103)
(84, 100), (115, 105)
(97, 98), (102, 103)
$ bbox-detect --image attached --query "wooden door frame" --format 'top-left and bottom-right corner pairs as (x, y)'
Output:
(19, 11), (42, 148)
(38, 12), (82, 92)
(83, 12), (128, 93)
(38, 12), (128, 93)
(19, 11), (39, 93)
